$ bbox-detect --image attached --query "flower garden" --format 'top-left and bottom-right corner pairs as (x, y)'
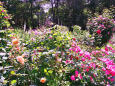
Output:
(0, 1), (115, 86)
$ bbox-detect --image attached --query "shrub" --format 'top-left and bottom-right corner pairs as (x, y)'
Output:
(67, 40), (115, 86)
(87, 15), (115, 47)
(0, 1), (10, 29)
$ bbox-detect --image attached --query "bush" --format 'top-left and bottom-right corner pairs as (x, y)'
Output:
(68, 41), (115, 86)
(0, 2), (10, 29)
(87, 15), (115, 47)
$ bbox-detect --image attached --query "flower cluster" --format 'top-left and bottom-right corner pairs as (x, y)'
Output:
(8, 34), (27, 65)
(67, 39), (115, 85)
(87, 15), (115, 46)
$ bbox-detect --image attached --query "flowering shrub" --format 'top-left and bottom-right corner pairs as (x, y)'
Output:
(87, 15), (115, 46)
(0, 2), (10, 29)
(67, 40), (115, 85)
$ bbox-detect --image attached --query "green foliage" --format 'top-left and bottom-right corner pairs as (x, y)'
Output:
(72, 25), (89, 41)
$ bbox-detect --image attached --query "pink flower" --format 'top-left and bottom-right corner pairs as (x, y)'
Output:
(34, 30), (39, 35)
(64, 60), (70, 64)
(108, 77), (111, 80)
(49, 36), (53, 39)
(106, 65), (112, 70)
(79, 74), (83, 79)
(106, 84), (110, 86)
(31, 38), (35, 41)
(105, 60), (114, 65)
(91, 50), (100, 55)
(72, 38), (76, 41)
(112, 50), (115, 53)
(108, 32), (110, 35)
(69, 48), (72, 51)
(77, 46), (81, 52)
(105, 70), (110, 75)
(71, 75), (75, 80)
(86, 68), (89, 72)
(57, 58), (62, 63)
(102, 53), (105, 56)
(70, 55), (73, 60)
(90, 76), (93, 81)
(84, 52), (91, 60)
(90, 63), (96, 68)
(71, 42), (76, 47)
(4, 16), (8, 19)
(110, 78), (114, 82)
(105, 51), (109, 55)
(1, 10), (5, 12)
(105, 47), (109, 51)
(102, 67), (106, 71)
(72, 48), (76, 52)
(75, 48), (79, 53)
(79, 51), (83, 56)
(16, 56), (25, 65)
(81, 57), (85, 62)
(93, 73), (96, 77)
(101, 49), (106, 52)
(106, 45), (113, 50)
(101, 58), (110, 62)
(96, 29), (101, 34)
(110, 65), (115, 76)
(101, 24), (105, 29)
(75, 71), (79, 77)
(108, 25), (111, 28)
(84, 52), (90, 58)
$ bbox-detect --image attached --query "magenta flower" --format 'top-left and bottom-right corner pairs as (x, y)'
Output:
(75, 71), (79, 77)
(77, 46), (81, 52)
(93, 73), (96, 77)
(96, 29), (101, 34)
(79, 74), (83, 79)
(105, 70), (110, 75)
(90, 63), (96, 68)
(105, 47), (109, 51)
(81, 57), (85, 62)
(79, 51), (83, 56)
(86, 68), (89, 72)
(71, 75), (75, 80)
(110, 65), (115, 76)
(84, 52), (91, 60)
(110, 78), (114, 82)
(90, 76), (93, 81)
(49, 36), (53, 39)
(107, 45), (113, 50)
(69, 48), (72, 51)
(105, 60), (114, 65)
(102, 67), (106, 71)
(112, 50), (115, 53)
(1, 10), (5, 12)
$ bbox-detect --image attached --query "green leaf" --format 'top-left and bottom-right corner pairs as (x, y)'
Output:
(11, 80), (17, 85)
(48, 70), (53, 74)
(10, 71), (16, 75)
(46, 72), (49, 76)
(44, 69), (47, 73)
